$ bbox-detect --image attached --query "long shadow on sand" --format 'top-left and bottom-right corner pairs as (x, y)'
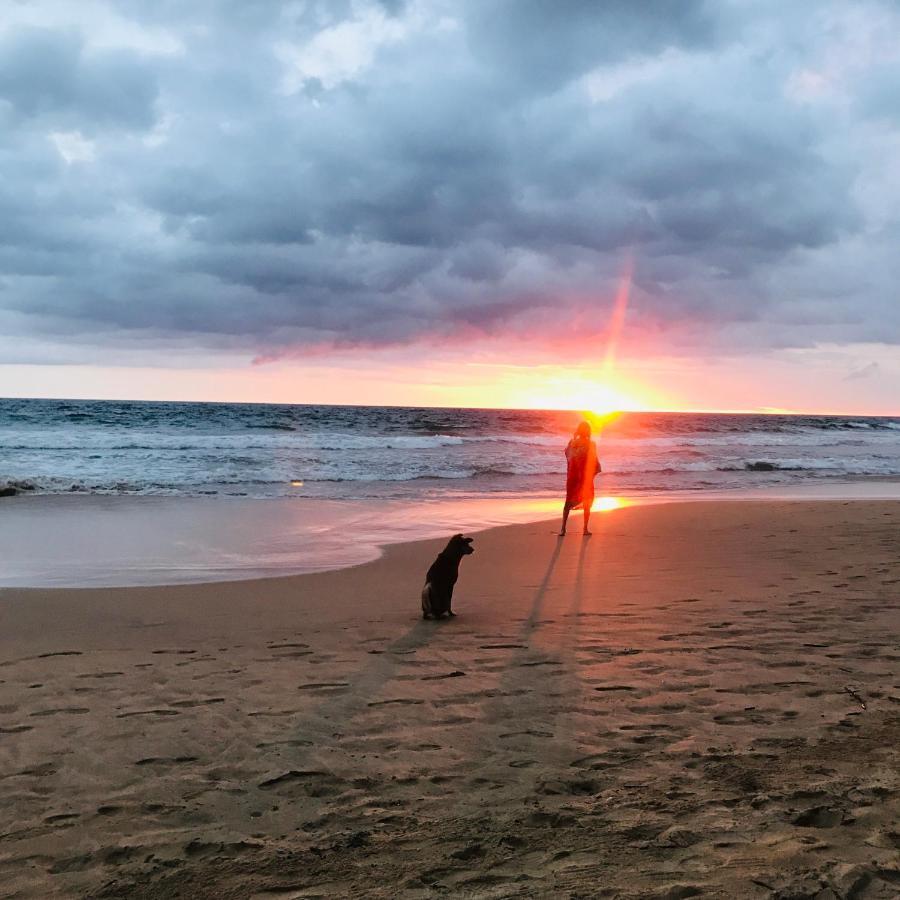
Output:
(284, 613), (447, 758)
(523, 536), (565, 631)
(465, 536), (588, 763)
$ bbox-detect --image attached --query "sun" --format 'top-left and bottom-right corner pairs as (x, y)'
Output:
(514, 372), (647, 414)
(582, 408), (622, 431)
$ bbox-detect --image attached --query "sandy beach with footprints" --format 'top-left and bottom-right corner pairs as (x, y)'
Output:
(1, 499), (899, 898)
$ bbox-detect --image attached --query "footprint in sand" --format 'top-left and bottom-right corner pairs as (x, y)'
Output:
(499, 729), (554, 739)
(258, 770), (345, 798)
(170, 698), (226, 707)
(537, 776), (598, 796)
(44, 812), (80, 824)
(135, 756), (199, 766)
(183, 839), (260, 859)
(30, 707), (90, 717)
(116, 709), (180, 718)
(714, 711), (772, 725)
(367, 698), (424, 707)
(793, 806), (844, 828)
(570, 753), (620, 770)
(297, 682), (349, 691)
(255, 738), (313, 749)
(14, 762), (56, 777)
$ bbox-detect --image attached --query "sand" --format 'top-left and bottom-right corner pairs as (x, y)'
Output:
(1, 500), (898, 899)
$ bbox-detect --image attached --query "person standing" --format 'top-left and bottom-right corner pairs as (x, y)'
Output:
(560, 421), (601, 536)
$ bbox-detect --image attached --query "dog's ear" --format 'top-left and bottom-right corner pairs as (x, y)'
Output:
(452, 533), (463, 539)
(464, 537), (473, 544)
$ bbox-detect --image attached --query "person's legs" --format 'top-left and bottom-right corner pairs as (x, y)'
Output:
(560, 503), (572, 535)
(583, 496), (593, 535)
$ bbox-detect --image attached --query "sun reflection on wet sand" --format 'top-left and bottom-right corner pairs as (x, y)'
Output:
(593, 496), (629, 512)
(514, 495), (631, 516)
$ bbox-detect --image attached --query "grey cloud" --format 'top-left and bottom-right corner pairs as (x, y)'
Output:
(465, 0), (719, 93)
(845, 361), (881, 381)
(0, 0), (898, 365)
(0, 26), (158, 131)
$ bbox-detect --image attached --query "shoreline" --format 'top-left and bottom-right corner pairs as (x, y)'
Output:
(3, 480), (900, 589)
(1, 499), (897, 897)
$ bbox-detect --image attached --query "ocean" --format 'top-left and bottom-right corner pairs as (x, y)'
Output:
(2, 398), (900, 501)
(2, 398), (900, 586)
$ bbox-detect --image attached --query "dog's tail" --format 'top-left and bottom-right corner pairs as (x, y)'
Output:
(421, 582), (433, 618)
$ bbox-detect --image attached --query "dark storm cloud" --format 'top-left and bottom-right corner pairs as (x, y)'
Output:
(0, 26), (158, 130)
(465, 0), (718, 92)
(1, 0), (899, 365)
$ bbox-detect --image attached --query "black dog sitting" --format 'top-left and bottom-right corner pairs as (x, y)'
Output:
(421, 534), (474, 619)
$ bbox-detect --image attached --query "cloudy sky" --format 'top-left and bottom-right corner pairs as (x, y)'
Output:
(1, 0), (898, 412)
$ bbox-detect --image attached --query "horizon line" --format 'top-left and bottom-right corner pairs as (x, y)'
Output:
(1, 394), (897, 418)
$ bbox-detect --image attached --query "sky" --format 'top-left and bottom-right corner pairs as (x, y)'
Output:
(1, 0), (899, 414)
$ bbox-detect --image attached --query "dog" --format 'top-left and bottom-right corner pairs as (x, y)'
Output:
(421, 534), (474, 619)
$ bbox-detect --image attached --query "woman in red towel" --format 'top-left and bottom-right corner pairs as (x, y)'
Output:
(560, 420), (601, 536)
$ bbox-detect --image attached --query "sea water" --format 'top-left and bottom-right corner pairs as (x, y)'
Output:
(2, 398), (900, 500)
(2, 399), (899, 585)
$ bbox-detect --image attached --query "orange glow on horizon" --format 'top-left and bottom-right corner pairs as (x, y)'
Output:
(502, 254), (652, 414)
(463, 362), (664, 412)
(490, 256), (667, 414)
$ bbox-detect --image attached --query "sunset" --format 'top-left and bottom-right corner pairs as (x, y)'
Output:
(1, 3), (899, 414)
(1, 2), (899, 897)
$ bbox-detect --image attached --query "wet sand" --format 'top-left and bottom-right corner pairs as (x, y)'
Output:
(1, 500), (898, 898)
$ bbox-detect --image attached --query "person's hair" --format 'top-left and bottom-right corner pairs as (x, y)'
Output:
(574, 421), (591, 440)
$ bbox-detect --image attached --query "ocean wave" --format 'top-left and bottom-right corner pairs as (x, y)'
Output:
(0, 478), (38, 497)
(4, 399), (899, 502)
(713, 457), (897, 473)
(0, 476), (149, 495)
(0, 433), (469, 452)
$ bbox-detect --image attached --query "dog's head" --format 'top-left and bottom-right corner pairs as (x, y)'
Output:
(446, 534), (474, 557)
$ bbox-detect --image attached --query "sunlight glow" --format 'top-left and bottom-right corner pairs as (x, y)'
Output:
(516, 495), (631, 516)
(515, 254), (643, 415)
(508, 370), (652, 413)
(592, 495), (629, 512)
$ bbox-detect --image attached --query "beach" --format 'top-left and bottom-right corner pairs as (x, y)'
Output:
(2, 499), (898, 898)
